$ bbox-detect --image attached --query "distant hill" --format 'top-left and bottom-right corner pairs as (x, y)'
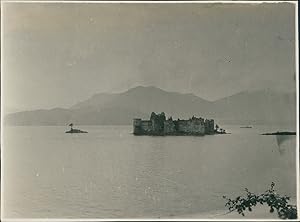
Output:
(5, 108), (72, 126)
(71, 86), (213, 118)
(4, 86), (296, 126)
(212, 89), (296, 124)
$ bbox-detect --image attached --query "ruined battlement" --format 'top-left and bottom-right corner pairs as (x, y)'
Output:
(133, 112), (216, 136)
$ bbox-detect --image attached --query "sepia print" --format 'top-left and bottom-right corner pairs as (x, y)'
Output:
(1, 1), (298, 220)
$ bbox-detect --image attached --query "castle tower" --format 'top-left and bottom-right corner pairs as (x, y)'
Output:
(133, 118), (142, 135)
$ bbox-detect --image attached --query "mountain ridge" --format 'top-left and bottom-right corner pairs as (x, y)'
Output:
(5, 86), (296, 126)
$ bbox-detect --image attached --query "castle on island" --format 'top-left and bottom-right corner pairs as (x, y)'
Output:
(133, 112), (219, 136)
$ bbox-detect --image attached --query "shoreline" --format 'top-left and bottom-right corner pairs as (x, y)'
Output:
(164, 198), (297, 219)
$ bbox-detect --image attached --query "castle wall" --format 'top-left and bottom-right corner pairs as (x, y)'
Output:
(177, 120), (205, 134)
(190, 120), (205, 134)
(177, 120), (190, 133)
(133, 119), (142, 134)
(141, 120), (152, 133)
(133, 119), (152, 134)
(164, 120), (176, 134)
(134, 112), (215, 135)
(205, 119), (215, 134)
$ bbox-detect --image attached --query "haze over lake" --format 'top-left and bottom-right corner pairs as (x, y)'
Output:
(2, 1), (297, 220)
(3, 124), (296, 218)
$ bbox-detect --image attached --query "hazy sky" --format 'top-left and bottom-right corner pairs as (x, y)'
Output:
(3, 2), (296, 113)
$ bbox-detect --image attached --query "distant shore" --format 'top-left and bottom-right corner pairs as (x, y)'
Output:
(261, 131), (296, 135)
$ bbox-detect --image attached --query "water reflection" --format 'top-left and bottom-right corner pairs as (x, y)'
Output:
(275, 135), (295, 155)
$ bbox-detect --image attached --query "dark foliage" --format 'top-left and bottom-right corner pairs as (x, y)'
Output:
(223, 182), (297, 219)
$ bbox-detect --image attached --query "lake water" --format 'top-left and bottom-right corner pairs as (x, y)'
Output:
(2, 124), (297, 219)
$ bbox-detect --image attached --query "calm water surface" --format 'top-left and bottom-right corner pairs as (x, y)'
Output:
(3, 125), (297, 218)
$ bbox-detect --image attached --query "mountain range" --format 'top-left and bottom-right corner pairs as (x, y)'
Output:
(5, 86), (296, 126)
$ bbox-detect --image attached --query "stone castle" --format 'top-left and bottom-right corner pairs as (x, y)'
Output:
(133, 112), (215, 136)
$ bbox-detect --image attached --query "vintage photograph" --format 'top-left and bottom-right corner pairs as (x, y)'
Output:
(1, 0), (298, 220)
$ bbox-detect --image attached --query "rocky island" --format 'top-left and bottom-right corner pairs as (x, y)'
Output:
(66, 129), (88, 133)
(65, 123), (88, 133)
(133, 112), (226, 136)
(261, 131), (296, 135)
